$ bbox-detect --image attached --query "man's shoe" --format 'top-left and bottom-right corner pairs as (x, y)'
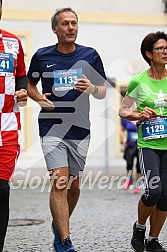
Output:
(52, 221), (63, 252)
(145, 239), (167, 252)
(61, 237), (77, 252)
(131, 222), (146, 252)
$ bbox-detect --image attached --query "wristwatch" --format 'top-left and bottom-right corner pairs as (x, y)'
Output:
(92, 85), (98, 95)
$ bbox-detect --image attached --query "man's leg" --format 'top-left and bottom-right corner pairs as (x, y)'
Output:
(67, 176), (80, 217)
(0, 179), (10, 252)
(0, 145), (20, 251)
(50, 167), (70, 241)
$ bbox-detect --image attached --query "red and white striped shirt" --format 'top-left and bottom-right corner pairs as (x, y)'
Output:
(0, 29), (26, 146)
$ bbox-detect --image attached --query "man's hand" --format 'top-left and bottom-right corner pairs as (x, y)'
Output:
(38, 93), (55, 110)
(15, 90), (28, 107)
(75, 74), (95, 94)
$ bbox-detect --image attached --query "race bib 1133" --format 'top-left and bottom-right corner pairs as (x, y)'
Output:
(53, 68), (82, 91)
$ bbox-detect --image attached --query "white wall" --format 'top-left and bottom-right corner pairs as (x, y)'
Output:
(1, 1), (167, 175)
(3, 0), (166, 15)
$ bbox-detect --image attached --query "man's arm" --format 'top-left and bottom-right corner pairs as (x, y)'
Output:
(91, 84), (106, 99)
(14, 76), (28, 107)
(28, 80), (54, 110)
(75, 74), (106, 99)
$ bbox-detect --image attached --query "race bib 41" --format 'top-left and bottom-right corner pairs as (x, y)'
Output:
(0, 52), (14, 76)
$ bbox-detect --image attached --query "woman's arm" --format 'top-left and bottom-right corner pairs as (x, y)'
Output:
(118, 95), (157, 121)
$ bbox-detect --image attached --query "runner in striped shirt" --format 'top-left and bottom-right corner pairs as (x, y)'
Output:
(0, 1), (27, 250)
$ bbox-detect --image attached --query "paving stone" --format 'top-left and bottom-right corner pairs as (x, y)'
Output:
(3, 181), (167, 252)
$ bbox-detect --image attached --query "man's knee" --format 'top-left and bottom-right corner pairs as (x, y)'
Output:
(68, 177), (80, 198)
(50, 169), (69, 191)
(51, 177), (68, 191)
(68, 176), (79, 190)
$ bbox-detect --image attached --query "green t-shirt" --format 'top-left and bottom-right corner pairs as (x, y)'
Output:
(127, 70), (167, 150)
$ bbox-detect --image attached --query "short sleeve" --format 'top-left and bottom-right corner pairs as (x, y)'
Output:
(126, 77), (138, 99)
(91, 50), (106, 85)
(27, 52), (40, 84)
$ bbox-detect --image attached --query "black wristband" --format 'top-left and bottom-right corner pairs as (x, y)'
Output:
(15, 75), (27, 91)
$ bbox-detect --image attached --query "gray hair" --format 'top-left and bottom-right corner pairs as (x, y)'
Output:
(51, 7), (78, 31)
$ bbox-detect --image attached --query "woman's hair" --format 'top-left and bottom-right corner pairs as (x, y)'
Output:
(51, 7), (78, 31)
(141, 31), (167, 65)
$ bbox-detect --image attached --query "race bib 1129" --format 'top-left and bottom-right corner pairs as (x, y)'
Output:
(142, 117), (167, 140)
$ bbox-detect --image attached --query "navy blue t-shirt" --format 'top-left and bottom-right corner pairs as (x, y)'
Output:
(27, 43), (106, 139)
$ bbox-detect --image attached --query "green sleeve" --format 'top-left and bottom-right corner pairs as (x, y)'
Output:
(126, 77), (138, 99)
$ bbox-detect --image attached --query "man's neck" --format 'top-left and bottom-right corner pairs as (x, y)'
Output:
(56, 43), (76, 54)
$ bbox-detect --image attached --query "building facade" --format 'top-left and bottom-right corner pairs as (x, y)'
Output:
(2, 0), (167, 176)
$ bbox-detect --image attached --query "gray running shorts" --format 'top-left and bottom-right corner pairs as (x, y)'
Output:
(40, 136), (90, 176)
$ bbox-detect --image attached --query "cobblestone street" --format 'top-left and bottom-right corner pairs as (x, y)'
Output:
(3, 181), (167, 252)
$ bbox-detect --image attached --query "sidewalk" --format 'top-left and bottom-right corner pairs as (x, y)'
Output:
(4, 181), (167, 252)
